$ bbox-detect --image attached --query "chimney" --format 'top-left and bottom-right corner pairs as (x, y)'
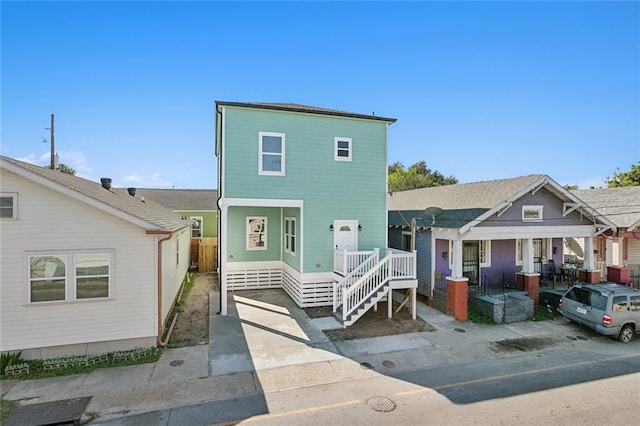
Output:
(127, 187), (136, 196)
(100, 178), (112, 190)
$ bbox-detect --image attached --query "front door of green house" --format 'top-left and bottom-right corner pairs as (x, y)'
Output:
(334, 220), (358, 251)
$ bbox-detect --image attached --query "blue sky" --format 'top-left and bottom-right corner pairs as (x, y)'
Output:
(2, 1), (639, 189)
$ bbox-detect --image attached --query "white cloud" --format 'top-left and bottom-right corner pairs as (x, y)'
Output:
(118, 172), (173, 188)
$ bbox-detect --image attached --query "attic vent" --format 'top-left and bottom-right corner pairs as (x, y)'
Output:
(127, 187), (136, 196)
(100, 178), (112, 190)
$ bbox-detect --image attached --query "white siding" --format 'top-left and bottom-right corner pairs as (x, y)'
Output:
(0, 169), (161, 354)
(160, 228), (191, 326)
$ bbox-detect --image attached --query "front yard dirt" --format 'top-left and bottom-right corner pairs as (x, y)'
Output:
(168, 272), (435, 346)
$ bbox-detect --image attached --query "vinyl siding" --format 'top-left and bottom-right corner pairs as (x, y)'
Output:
(222, 106), (388, 272)
(0, 169), (164, 352)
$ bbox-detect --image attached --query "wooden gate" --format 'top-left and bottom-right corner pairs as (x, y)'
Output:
(198, 237), (218, 272)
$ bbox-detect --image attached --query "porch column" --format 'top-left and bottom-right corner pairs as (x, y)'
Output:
(522, 238), (534, 274)
(446, 277), (468, 321)
(579, 236), (601, 284)
(219, 204), (228, 315)
(452, 239), (463, 279)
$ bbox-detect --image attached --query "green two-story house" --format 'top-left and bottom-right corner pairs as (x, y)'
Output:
(215, 102), (417, 325)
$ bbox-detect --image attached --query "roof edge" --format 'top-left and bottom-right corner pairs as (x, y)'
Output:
(215, 101), (397, 123)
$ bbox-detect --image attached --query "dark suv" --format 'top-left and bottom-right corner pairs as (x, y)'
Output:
(558, 283), (640, 343)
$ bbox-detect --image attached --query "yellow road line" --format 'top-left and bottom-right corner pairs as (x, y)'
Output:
(243, 352), (640, 422)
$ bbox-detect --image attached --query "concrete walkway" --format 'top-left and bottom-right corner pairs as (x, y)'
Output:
(1, 288), (585, 425)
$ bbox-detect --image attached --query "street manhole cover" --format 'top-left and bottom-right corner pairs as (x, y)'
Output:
(360, 362), (374, 370)
(382, 360), (395, 368)
(169, 360), (184, 367)
(454, 328), (466, 333)
(367, 396), (397, 412)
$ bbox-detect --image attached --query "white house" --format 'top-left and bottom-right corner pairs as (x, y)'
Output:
(0, 156), (192, 359)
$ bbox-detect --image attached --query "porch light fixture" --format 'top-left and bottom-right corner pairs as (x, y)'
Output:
(329, 224), (334, 231)
(358, 225), (362, 231)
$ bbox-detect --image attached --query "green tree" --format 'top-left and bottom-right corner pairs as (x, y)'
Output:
(47, 163), (76, 175)
(606, 161), (640, 187)
(388, 161), (458, 192)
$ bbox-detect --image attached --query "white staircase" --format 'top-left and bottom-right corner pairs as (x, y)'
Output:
(333, 248), (416, 327)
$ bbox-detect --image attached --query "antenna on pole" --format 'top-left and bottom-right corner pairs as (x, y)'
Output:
(424, 206), (444, 226)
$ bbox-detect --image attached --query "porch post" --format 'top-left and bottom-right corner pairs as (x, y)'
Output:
(453, 239), (463, 279)
(579, 236), (601, 283)
(522, 238), (534, 274)
(220, 204), (228, 315)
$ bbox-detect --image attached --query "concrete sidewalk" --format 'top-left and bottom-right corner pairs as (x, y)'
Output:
(1, 289), (581, 425)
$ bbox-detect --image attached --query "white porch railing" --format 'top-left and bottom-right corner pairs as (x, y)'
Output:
(334, 248), (417, 326)
(334, 249), (377, 276)
(333, 250), (379, 312)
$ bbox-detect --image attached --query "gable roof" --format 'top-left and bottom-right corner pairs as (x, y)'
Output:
(388, 174), (615, 232)
(572, 186), (640, 231)
(133, 188), (218, 211)
(0, 156), (191, 232)
(215, 101), (397, 123)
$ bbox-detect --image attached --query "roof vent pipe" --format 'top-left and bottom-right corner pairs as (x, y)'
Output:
(127, 187), (136, 196)
(100, 177), (112, 190)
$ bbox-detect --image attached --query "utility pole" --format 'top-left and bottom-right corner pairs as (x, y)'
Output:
(49, 114), (55, 169)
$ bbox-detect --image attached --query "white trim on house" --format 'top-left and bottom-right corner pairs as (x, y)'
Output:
(258, 131), (286, 176)
(0, 192), (18, 219)
(219, 197), (304, 315)
(334, 136), (352, 161)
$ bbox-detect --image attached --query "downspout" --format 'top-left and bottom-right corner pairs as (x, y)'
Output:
(147, 230), (173, 347)
(216, 105), (224, 314)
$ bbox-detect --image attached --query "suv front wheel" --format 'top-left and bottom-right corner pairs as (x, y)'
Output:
(618, 324), (635, 343)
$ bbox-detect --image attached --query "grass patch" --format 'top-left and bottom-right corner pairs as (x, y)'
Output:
(1, 397), (19, 423)
(467, 306), (497, 325)
(0, 347), (162, 381)
(533, 303), (560, 321)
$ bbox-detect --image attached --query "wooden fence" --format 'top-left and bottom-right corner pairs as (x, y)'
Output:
(191, 237), (217, 272)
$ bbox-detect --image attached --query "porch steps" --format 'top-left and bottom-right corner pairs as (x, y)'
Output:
(334, 285), (390, 327)
(504, 292), (534, 323)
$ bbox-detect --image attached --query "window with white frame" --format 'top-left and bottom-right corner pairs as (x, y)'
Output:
(190, 216), (203, 238)
(259, 132), (285, 175)
(522, 205), (543, 222)
(516, 238), (551, 265)
(334, 137), (352, 161)
(247, 216), (267, 250)
(284, 217), (296, 255)
(479, 240), (491, 267)
(0, 193), (17, 219)
(28, 251), (112, 303)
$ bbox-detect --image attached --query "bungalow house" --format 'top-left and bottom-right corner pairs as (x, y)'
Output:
(215, 101), (417, 326)
(568, 186), (640, 285)
(134, 188), (219, 271)
(0, 156), (192, 359)
(387, 174), (616, 321)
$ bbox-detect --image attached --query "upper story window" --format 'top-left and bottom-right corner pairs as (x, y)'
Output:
(191, 216), (203, 238)
(522, 205), (543, 222)
(284, 217), (296, 255)
(0, 193), (17, 219)
(259, 132), (285, 175)
(334, 137), (352, 161)
(247, 216), (267, 250)
(28, 251), (113, 303)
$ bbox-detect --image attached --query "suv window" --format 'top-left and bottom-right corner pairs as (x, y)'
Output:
(612, 296), (628, 312)
(631, 295), (640, 312)
(565, 287), (607, 310)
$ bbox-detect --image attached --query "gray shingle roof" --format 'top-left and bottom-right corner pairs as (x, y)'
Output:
(388, 174), (546, 212)
(215, 101), (397, 123)
(387, 174), (617, 231)
(1, 156), (191, 232)
(133, 188), (217, 211)
(572, 186), (640, 230)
